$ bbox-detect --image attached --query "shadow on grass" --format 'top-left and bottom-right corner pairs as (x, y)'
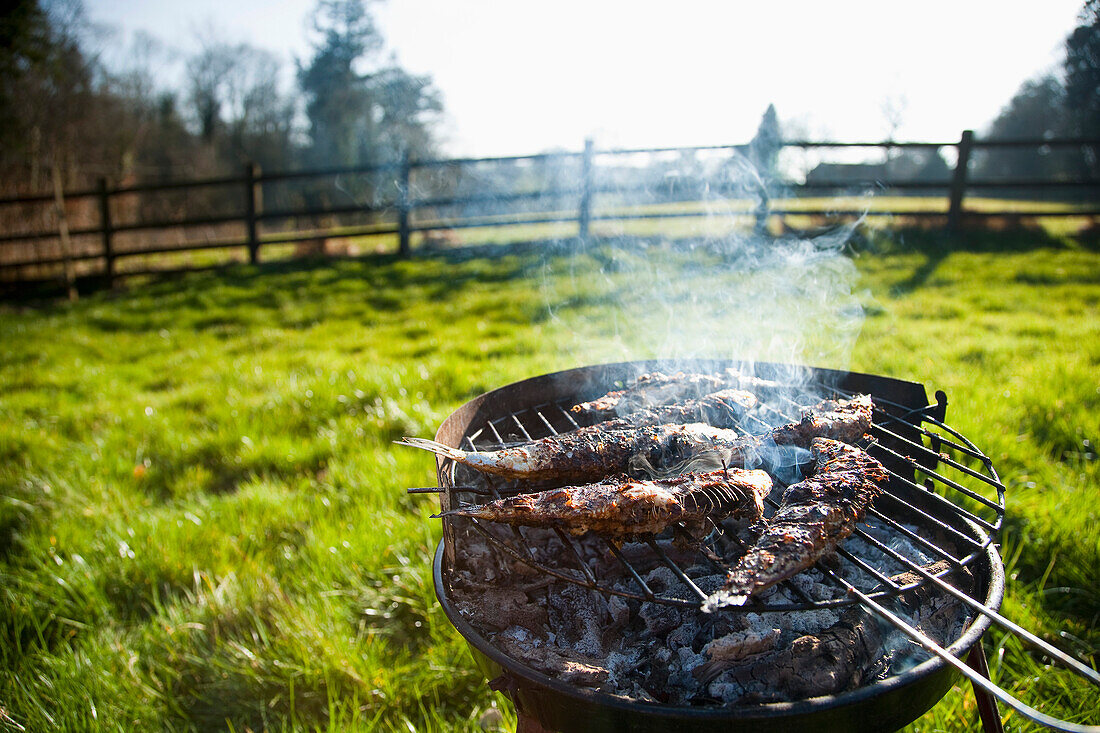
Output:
(854, 224), (1098, 294)
(0, 237), (586, 332)
(1000, 511), (1100, 661)
(4, 226), (1096, 312)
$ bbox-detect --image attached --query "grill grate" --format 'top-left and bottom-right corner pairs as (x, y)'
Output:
(443, 387), (1003, 612)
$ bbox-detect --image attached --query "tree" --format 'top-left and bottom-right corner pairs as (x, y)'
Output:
(297, 0), (441, 169)
(185, 39), (298, 171)
(186, 39), (236, 143)
(222, 47), (298, 171)
(0, 1), (50, 185)
(90, 31), (177, 182)
(298, 0), (381, 167)
(0, 1), (177, 189)
(359, 64), (442, 165)
(971, 3), (1098, 187)
(0, 2), (50, 145)
(975, 74), (1086, 182)
(0, 0), (97, 189)
(132, 92), (205, 179)
(748, 104), (782, 181)
(1064, 0), (1099, 173)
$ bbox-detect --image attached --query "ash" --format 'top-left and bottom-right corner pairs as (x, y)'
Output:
(447, 513), (972, 706)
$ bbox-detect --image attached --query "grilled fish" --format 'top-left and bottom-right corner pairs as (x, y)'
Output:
(571, 368), (789, 420)
(702, 438), (889, 612)
(605, 388), (758, 429)
(435, 467), (773, 539)
(398, 395), (872, 483)
(399, 422), (747, 483)
(769, 394), (873, 447)
(570, 371), (729, 419)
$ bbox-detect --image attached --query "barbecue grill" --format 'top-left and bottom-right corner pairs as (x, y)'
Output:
(415, 360), (1100, 732)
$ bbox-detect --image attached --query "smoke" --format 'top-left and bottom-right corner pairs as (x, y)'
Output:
(535, 149), (868, 383)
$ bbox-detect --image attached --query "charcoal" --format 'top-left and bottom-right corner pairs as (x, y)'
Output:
(496, 631), (610, 687)
(637, 601), (681, 636)
(457, 587), (547, 632)
(666, 617), (699, 649)
(546, 584), (610, 657)
(450, 507), (968, 706)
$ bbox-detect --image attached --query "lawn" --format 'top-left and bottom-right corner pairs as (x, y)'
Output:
(1, 225), (1097, 731)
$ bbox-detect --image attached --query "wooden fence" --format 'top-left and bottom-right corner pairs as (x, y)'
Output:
(1, 131), (1097, 289)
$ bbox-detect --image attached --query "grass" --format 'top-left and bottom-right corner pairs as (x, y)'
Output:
(0, 224), (1098, 731)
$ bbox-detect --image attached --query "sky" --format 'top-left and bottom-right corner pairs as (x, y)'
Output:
(84, 0), (1085, 158)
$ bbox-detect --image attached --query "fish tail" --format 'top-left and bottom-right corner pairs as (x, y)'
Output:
(396, 437), (468, 463)
(429, 507), (470, 519)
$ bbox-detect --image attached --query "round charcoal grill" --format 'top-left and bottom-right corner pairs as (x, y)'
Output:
(418, 360), (1100, 733)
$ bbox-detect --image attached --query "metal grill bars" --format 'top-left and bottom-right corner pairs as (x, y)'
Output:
(440, 390), (1005, 612)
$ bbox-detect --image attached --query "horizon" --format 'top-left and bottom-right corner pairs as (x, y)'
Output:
(85, 1), (1085, 158)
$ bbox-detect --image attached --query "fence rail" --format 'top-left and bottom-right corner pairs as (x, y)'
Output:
(1, 131), (1098, 288)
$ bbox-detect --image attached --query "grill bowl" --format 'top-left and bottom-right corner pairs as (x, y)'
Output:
(429, 360), (1006, 731)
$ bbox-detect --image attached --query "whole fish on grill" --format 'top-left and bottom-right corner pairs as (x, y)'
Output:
(702, 437), (889, 612)
(570, 371), (728, 419)
(571, 368), (789, 421)
(605, 388), (758, 430)
(434, 466), (773, 540)
(397, 395), (872, 483)
(769, 394), (873, 446)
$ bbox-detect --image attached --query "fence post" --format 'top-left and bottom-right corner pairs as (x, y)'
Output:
(947, 130), (974, 232)
(398, 152), (411, 257)
(97, 177), (114, 287)
(245, 162), (262, 264)
(578, 138), (594, 241)
(50, 163), (77, 301)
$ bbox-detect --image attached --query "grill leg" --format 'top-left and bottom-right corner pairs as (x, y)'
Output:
(967, 644), (1004, 733)
(516, 712), (554, 733)
(491, 673), (556, 732)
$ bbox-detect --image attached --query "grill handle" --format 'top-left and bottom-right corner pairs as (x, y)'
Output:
(847, 583), (1100, 733)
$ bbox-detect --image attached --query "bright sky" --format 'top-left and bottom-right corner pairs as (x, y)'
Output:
(85, 0), (1084, 158)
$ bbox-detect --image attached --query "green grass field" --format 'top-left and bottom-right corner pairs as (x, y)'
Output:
(1, 225), (1098, 731)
